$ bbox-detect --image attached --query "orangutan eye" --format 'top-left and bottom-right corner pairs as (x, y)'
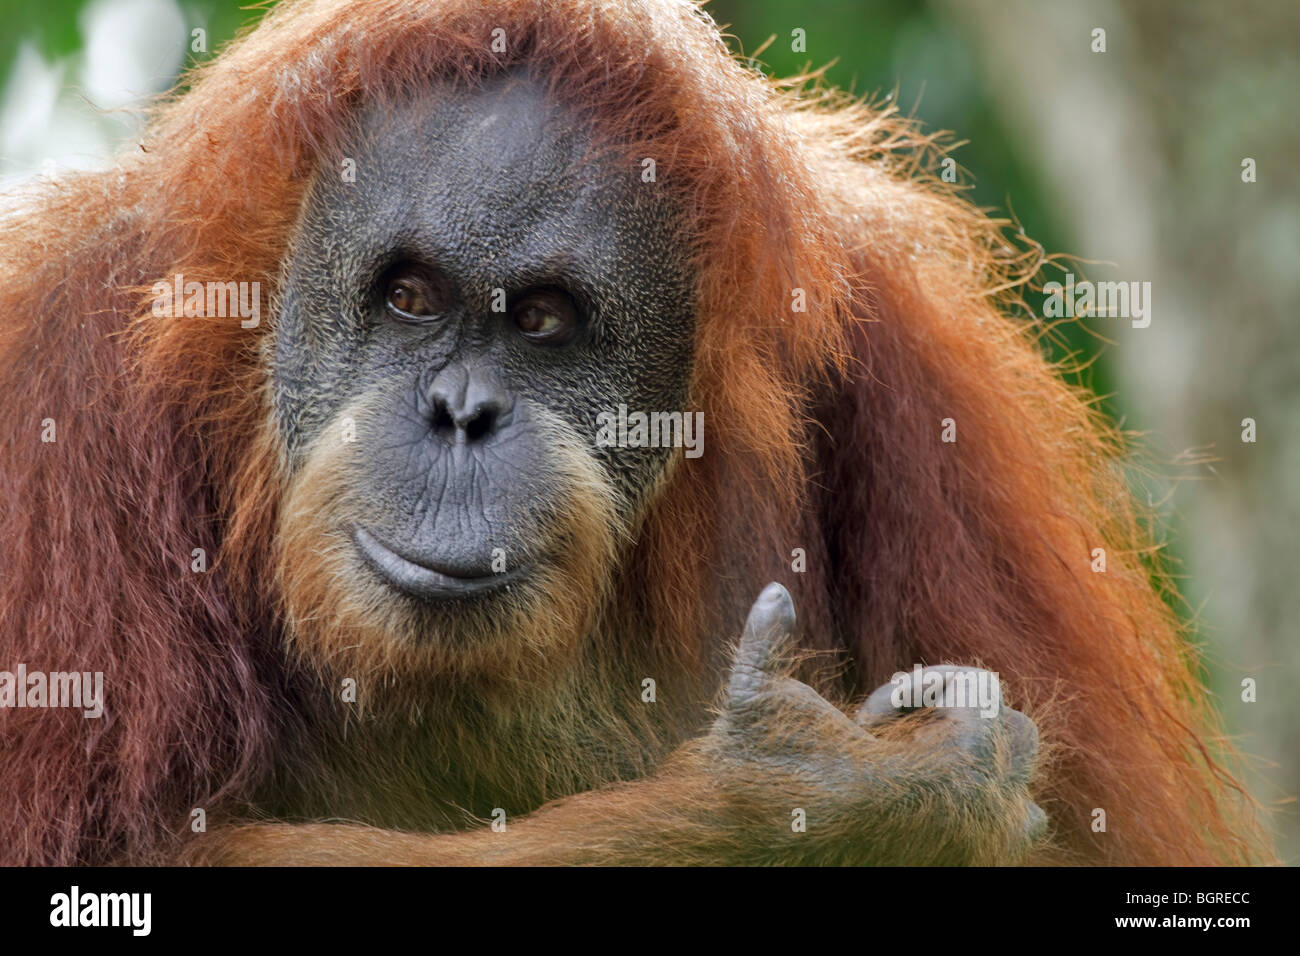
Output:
(512, 289), (578, 345)
(383, 265), (449, 321)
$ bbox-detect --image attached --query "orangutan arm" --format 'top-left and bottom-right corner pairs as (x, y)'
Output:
(184, 585), (1045, 866)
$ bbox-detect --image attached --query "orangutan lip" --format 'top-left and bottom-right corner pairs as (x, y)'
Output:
(351, 525), (526, 601)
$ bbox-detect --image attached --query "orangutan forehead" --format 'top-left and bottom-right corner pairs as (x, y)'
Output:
(345, 72), (648, 231)
(372, 76), (584, 174)
(313, 71), (686, 310)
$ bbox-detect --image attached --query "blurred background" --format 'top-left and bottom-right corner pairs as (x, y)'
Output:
(2, 0), (1295, 861)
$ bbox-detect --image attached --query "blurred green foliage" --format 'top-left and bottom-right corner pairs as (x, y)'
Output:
(0, 0), (89, 72)
(712, 0), (1119, 418)
(0, 0), (270, 95)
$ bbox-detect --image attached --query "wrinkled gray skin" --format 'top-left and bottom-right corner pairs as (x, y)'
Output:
(273, 72), (693, 588)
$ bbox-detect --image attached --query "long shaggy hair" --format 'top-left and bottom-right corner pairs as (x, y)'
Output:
(0, 0), (1270, 865)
